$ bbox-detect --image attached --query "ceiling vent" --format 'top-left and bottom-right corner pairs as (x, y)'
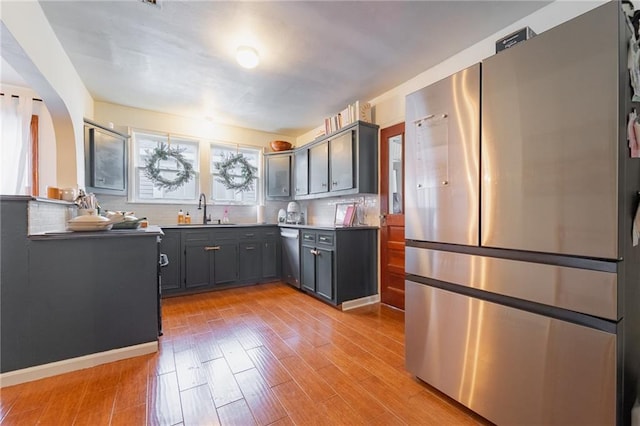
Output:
(140, 0), (161, 8)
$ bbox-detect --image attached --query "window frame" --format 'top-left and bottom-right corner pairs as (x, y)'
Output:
(210, 141), (262, 206)
(130, 129), (201, 203)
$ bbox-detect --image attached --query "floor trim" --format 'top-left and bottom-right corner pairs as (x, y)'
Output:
(341, 294), (380, 311)
(0, 341), (158, 388)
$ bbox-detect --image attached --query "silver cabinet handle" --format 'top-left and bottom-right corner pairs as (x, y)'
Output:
(245, 246), (256, 250)
(204, 246), (220, 251)
(332, 181), (338, 186)
(310, 249), (319, 255)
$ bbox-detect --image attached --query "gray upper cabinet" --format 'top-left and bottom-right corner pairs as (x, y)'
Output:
(83, 119), (128, 195)
(309, 142), (329, 194)
(265, 121), (378, 201)
(297, 121), (379, 200)
(329, 131), (354, 191)
(265, 153), (292, 200)
(294, 149), (309, 196)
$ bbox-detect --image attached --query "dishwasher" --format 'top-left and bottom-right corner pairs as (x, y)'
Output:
(280, 227), (300, 288)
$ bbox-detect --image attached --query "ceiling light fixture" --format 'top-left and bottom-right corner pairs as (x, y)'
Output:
(236, 46), (259, 69)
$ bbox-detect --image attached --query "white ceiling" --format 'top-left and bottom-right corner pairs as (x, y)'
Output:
(33, 0), (551, 136)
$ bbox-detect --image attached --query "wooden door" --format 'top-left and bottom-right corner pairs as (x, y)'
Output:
(380, 122), (405, 309)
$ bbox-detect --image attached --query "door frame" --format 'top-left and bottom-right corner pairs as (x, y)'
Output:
(379, 122), (405, 309)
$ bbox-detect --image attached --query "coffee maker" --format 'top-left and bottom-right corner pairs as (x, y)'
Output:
(286, 201), (304, 224)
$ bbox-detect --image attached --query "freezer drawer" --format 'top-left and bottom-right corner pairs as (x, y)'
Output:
(481, 1), (620, 259)
(405, 247), (618, 320)
(405, 63), (480, 246)
(405, 281), (616, 426)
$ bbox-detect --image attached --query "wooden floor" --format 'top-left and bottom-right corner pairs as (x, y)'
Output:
(0, 282), (489, 425)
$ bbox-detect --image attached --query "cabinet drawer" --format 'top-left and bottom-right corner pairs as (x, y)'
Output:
(183, 231), (210, 242)
(212, 229), (237, 241)
(317, 233), (334, 247)
(261, 228), (278, 239)
(302, 232), (316, 243)
(238, 228), (261, 240)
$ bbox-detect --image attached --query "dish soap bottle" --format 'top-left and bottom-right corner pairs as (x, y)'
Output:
(178, 209), (184, 224)
(185, 211), (191, 224)
(223, 207), (230, 224)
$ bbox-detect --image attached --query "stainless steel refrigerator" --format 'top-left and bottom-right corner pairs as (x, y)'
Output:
(405, 2), (640, 424)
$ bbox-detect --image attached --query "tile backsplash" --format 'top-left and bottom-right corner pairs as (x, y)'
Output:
(96, 194), (380, 227)
(28, 199), (75, 234)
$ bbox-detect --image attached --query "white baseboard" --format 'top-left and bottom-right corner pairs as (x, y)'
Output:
(0, 341), (158, 388)
(341, 294), (380, 311)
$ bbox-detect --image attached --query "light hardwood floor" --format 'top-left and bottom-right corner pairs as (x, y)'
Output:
(0, 282), (490, 425)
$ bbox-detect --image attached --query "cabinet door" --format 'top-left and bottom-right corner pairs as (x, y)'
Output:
(159, 230), (182, 292)
(213, 242), (237, 285)
(262, 239), (279, 279)
(301, 245), (316, 292)
(266, 155), (291, 198)
(316, 247), (334, 300)
(184, 241), (211, 288)
(294, 150), (309, 196)
(239, 242), (261, 282)
(329, 131), (354, 192)
(309, 142), (329, 194)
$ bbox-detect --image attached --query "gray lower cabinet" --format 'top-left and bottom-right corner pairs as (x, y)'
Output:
(239, 242), (261, 282)
(300, 228), (377, 305)
(1, 197), (159, 374)
(183, 229), (238, 290)
(162, 225), (280, 295)
(261, 227), (282, 281)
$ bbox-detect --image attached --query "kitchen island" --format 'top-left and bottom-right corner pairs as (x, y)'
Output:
(0, 196), (161, 386)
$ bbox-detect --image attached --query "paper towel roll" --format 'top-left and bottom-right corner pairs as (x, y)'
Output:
(257, 205), (265, 224)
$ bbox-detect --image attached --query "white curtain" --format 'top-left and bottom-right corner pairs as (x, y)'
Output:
(0, 95), (33, 194)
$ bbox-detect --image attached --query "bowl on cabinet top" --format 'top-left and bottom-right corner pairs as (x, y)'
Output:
(270, 140), (292, 152)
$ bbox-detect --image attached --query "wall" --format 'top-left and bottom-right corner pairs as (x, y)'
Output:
(93, 101), (297, 225)
(0, 1), (94, 188)
(294, 0), (606, 227)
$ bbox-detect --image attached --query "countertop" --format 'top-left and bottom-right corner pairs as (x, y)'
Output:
(160, 223), (278, 229)
(29, 225), (164, 240)
(278, 224), (379, 231)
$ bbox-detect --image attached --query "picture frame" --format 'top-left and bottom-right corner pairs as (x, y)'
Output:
(334, 202), (355, 227)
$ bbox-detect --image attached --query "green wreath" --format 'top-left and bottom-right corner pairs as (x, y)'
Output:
(215, 153), (258, 193)
(144, 143), (195, 191)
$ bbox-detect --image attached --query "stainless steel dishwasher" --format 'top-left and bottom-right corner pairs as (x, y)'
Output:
(280, 227), (300, 288)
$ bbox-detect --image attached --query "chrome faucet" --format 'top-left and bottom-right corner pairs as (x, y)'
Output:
(198, 193), (211, 224)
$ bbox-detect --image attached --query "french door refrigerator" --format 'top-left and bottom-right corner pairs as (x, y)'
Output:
(404, 2), (640, 425)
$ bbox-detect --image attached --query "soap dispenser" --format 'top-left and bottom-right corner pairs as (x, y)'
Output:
(178, 209), (185, 224)
(223, 207), (229, 224)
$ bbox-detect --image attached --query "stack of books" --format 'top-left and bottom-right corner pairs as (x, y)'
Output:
(322, 101), (372, 136)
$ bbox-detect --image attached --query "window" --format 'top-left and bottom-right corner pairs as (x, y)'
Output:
(211, 143), (260, 204)
(132, 131), (199, 201)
